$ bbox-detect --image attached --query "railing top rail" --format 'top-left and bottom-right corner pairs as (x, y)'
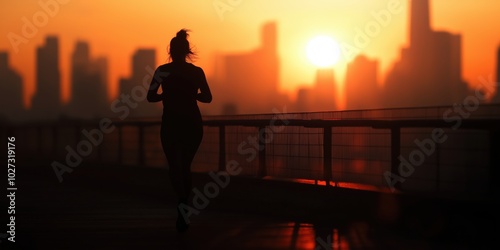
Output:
(202, 119), (500, 129)
(6, 118), (500, 131)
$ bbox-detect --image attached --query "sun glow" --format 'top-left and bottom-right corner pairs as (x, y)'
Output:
(306, 35), (341, 68)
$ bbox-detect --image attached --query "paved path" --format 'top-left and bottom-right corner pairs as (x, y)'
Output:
(1, 162), (496, 249)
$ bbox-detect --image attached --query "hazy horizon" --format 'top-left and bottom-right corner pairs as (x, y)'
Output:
(1, 0), (500, 110)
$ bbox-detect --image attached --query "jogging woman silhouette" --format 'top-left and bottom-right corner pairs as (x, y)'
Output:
(147, 29), (212, 232)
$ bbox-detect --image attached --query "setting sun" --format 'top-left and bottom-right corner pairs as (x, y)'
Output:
(306, 35), (341, 68)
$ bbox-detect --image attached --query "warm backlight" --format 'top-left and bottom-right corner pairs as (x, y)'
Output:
(306, 35), (341, 68)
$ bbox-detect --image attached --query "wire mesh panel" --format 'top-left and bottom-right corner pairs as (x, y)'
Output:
(53, 126), (75, 160)
(331, 127), (391, 188)
(224, 126), (260, 176)
(14, 126), (40, 157)
(99, 125), (119, 165)
(5, 104), (499, 197)
(266, 126), (324, 180)
(120, 126), (139, 166)
(398, 128), (490, 195)
(143, 125), (165, 168)
(192, 126), (219, 173)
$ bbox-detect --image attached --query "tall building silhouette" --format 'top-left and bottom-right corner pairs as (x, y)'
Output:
(345, 55), (380, 110)
(67, 41), (109, 119)
(119, 49), (161, 117)
(221, 22), (286, 114)
(294, 86), (313, 112)
(0, 52), (25, 122)
(311, 68), (336, 111)
(493, 45), (500, 103)
(409, 0), (431, 49)
(31, 36), (61, 121)
(384, 0), (469, 108)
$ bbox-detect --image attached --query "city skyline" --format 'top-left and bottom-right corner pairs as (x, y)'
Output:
(383, 0), (469, 108)
(494, 46), (500, 103)
(0, 51), (23, 121)
(30, 36), (61, 121)
(1, 22), (500, 119)
(1, 0), (500, 121)
(67, 40), (108, 119)
(1, 0), (500, 110)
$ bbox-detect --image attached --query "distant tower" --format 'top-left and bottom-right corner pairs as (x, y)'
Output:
(493, 45), (500, 103)
(31, 36), (61, 121)
(345, 55), (379, 110)
(312, 68), (336, 111)
(0, 52), (24, 122)
(69, 41), (90, 117)
(294, 87), (313, 112)
(119, 48), (160, 117)
(410, 0), (431, 48)
(68, 41), (108, 119)
(93, 57), (108, 101)
(261, 22), (277, 55)
(222, 21), (282, 114)
(257, 21), (280, 105)
(383, 0), (469, 108)
(132, 49), (156, 82)
(497, 45), (500, 84)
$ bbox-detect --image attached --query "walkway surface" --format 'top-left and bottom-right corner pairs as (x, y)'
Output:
(1, 160), (497, 249)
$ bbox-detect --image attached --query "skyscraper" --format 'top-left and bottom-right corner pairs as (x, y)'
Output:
(345, 55), (380, 110)
(294, 87), (313, 112)
(0, 52), (24, 122)
(409, 0), (431, 49)
(222, 21), (284, 114)
(31, 36), (61, 121)
(383, 0), (469, 108)
(493, 45), (500, 103)
(311, 68), (336, 111)
(119, 48), (160, 117)
(497, 45), (500, 85)
(498, 45), (500, 85)
(67, 41), (109, 119)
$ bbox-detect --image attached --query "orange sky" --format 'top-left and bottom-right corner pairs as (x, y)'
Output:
(1, 0), (499, 109)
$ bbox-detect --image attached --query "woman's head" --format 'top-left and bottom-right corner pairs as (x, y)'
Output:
(169, 29), (195, 62)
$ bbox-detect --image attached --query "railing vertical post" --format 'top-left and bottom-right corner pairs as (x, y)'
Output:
(74, 124), (80, 152)
(258, 126), (267, 177)
(490, 129), (499, 196)
(96, 130), (103, 164)
(52, 125), (58, 159)
(391, 127), (401, 190)
(138, 124), (145, 166)
(38, 125), (44, 156)
(435, 142), (441, 192)
(323, 126), (332, 186)
(218, 125), (226, 172)
(117, 125), (123, 166)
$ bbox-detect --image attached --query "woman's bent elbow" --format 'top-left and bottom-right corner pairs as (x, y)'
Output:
(197, 93), (212, 103)
(147, 94), (160, 103)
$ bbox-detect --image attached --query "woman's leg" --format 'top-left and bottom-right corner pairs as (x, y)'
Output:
(161, 124), (186, 202)
(180, 126), (203, 200)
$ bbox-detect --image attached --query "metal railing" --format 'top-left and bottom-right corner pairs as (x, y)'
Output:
(5, 104), (500, 198)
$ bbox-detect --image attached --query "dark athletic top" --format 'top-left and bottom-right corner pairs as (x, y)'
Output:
(147, 62), (212, 125)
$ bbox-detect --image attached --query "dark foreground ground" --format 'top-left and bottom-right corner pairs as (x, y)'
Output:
(1, 160), (498, 249)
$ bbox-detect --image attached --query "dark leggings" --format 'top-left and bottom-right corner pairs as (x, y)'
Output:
(160, 121), (203, 202)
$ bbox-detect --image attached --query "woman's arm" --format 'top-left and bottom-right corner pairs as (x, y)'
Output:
(147, 69), (163, 103)
(196, 68), (212, 103)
